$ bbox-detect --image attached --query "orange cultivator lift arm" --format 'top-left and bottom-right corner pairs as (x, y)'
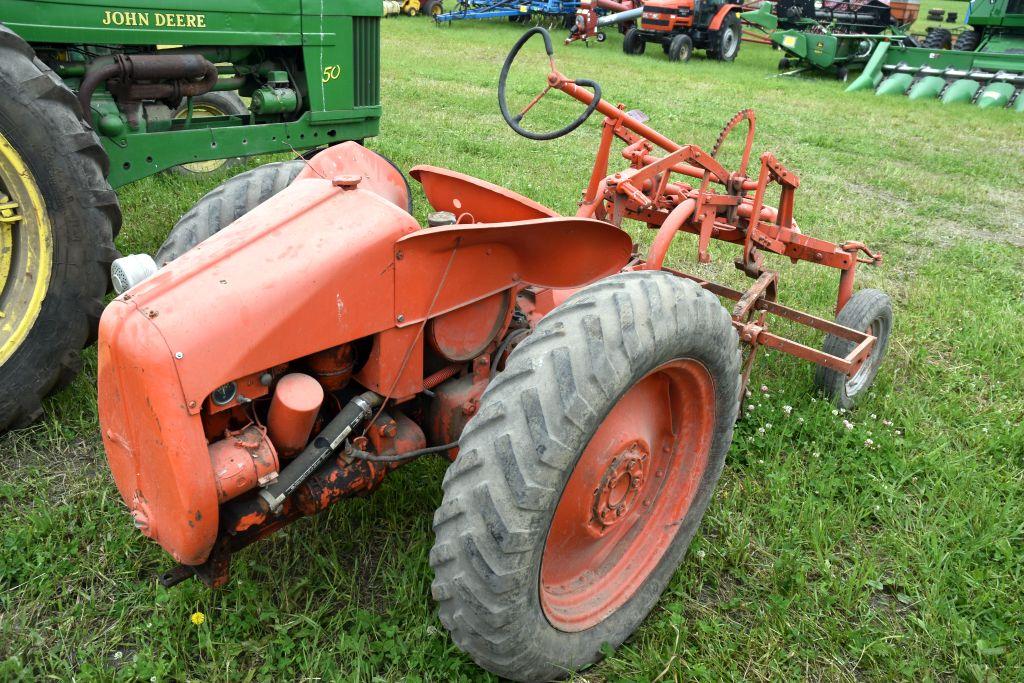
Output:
(499, 27), (884, 396)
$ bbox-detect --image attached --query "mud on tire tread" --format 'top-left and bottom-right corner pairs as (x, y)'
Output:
(0, 24), (120, 432)
(430, 271), (741, 681)
(156, 160), (304, 264)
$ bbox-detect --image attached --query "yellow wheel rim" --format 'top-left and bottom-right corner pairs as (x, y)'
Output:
(174, 102), (231, 174)
(0, 130), (52, 366)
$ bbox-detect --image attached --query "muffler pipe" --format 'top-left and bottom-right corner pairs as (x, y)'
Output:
(257, 390), (382, 512)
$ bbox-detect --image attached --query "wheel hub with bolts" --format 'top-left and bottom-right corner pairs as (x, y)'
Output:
(540, 358), (716, 632)
(591, 440), (649, 531)
(0, 131), (52, 367)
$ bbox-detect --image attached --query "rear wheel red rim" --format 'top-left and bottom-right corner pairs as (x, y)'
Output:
(540, 358), (716, 632)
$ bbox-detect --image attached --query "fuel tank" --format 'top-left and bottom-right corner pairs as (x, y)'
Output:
(98, 152), (418, 565)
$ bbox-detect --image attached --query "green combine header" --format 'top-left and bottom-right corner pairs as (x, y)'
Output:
(847, 0), (1024, 110)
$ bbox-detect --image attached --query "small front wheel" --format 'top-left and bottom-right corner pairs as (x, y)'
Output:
(623, 27), (645, 54)
(431, 272), (741, 681)
(814, 289), (892, 409)
(668, 33), (693, 62)
(595, 30), (606, 42)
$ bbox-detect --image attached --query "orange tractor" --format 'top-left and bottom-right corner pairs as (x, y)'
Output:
(624, 0), (745, 61)
(99, 28), (891, 681)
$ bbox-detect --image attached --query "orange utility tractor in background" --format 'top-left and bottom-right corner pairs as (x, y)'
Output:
(624, 0), (745, 61)
(98, 28), (890, 681)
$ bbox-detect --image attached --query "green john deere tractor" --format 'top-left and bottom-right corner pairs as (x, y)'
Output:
(847, 0), (1024, 109)
(0, 0), (382, 433)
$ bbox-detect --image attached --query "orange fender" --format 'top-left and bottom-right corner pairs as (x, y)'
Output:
(410, 165), (559, 222)
(708, 3), (740, 30)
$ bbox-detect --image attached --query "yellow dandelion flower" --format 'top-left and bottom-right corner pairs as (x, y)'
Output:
(190, 611), (206, 626)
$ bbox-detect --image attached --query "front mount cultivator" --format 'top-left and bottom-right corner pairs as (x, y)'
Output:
(99, 27), (891, 682)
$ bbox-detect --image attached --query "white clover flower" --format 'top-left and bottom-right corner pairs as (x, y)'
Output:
(798, 416), (805, 423)
(882, 419), (893, 427)
(832, 409), (839, 416)
(843, 419), (854, 430)
(865, 438), (874, 446)
(783, 405), (793, 415)
(761, 385), (769, 392)
(870, 413), (877, 420)
(758, 427), (765, 434)
(765, 423), (773, 430)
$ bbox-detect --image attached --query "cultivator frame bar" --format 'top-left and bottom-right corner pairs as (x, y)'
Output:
(505, 27), (882, 396)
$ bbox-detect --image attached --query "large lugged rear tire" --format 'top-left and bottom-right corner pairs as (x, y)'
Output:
(430, 272), (741, 681)
(923, 28), (952, 49)
(0, 25), (120, 432)
(155, 160), (304, 264)
(709, 12), (741, 61)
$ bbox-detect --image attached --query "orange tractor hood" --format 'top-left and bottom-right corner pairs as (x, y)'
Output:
(98, 176), (418, 565)
(98, 143), (632, 567)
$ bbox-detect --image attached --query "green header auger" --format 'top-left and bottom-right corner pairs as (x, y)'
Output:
(847, 0), (1024, 110)
(0, 0), (382, 433)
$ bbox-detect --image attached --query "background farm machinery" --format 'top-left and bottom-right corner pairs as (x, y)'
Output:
(848, 0), (1024, 109)
(434, 0), (579, 26)
(620, 0), (747, 60)
(742, 0), (920, 78)
(100, 26), (890, 682)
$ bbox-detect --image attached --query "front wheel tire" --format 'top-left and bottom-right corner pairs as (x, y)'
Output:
(171, 91), (249, 176)
(431, 272), (741, 681)
(623, 27), (645, 55)
(814, 289), (892, 409)
(668, 33), (693, 62)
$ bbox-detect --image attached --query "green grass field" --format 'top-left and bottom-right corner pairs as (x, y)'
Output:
(2, 16), (1023, 682)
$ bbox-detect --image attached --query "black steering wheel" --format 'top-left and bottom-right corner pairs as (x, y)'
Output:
(498, 27), (603, 141)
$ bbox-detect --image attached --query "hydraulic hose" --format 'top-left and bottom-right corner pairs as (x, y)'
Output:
(258, 390), (381, 512)
(346, 442), (459, 463)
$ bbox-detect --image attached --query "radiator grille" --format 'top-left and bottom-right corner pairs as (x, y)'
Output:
(353, 16), (380, 108)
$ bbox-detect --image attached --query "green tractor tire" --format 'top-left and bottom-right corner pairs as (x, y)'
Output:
(171, 91), (250, 176)
(0, 25), (120, 433)
(922, 28), (952, 50)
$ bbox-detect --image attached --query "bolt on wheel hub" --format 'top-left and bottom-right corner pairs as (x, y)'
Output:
(591, 441), (648, 531)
